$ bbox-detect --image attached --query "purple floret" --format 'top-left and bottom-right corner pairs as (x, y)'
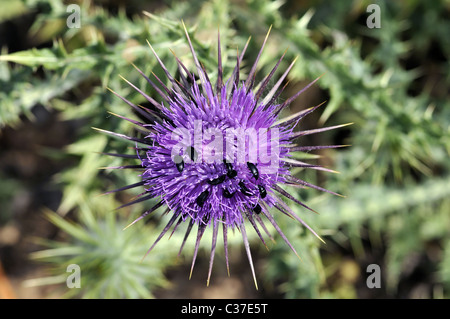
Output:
(97, 23), (348, 288)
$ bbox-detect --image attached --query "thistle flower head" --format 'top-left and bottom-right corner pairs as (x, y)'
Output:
(98, 24), (347, 288)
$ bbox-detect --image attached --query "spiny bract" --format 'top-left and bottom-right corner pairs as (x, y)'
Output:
(97, 23), (348, 288)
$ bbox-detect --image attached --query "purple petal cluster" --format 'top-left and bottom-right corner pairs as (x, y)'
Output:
(98, 24), (347, 288)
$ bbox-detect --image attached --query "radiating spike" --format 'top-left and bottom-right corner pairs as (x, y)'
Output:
(253, 212), (275, 243)
(289, 123), (354, 140)
(289, 144), (350, 152)
(206, 220), (219, 287)
(239, 221), (258, 290)
(150, 71), (175, 99)
(272, 184), (319, 215)
(102, 180), (146, 196)
(189, 222), (208, 280)
(254, 48), (288, 104)
(233, 47), (240, 96)
(273, 196), (325, 244)
(169, 215), (184, 239)
(106, 87), (160, 123)
(98, 152), (140, 159)
(260, 203), (302, 261)
(134, 145), (151, 151)
(244, 208), (269, 250)
(273, 74), (324, 117)
(282, 162), (320, 169)
(145, 39), (186, 98)
(169, 49), (196, 86)
(98, 164), (143, 170)
(281, 158), (338, 174)
(227, 37), (251, 98)
(181, 20), (211, 103)
(272, 101), (326, 128)
(133, 127), (153, 141)
(92, 127), (152, 146)
(141, 211), (180, 262)
(261, 56), (298, 107)
(107, 111), (157, 131)
(222, 220), (230, 277)
(123, 201), (164, 230)
(216, 27), (223, 99)
(200, 62), (215, 106)
(244, 25), (272, 92)
(131, 63), (170, 104)
(173, 75), (197, 105)
(117, 75), (164, 114)
(272, 202), (296, 221)
(114, 193), (155, 211)
(284, 175), (345, 197)
(178, 218), (195, 257)
(175, 59), (191, 89)
(265, 80), (290, 111)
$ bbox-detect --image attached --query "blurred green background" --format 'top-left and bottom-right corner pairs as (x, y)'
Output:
(0, 0), (449, 298)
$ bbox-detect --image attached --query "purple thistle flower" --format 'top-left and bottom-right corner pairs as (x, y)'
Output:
(97, 24), (349, 288)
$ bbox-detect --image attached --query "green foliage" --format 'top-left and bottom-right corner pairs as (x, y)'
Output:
(0, 173), (22, 224)
(1, 0), (449, 298)
(28, 195), (177, 298)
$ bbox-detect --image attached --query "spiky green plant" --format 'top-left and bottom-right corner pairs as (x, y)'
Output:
(1, 0), (449, 298)
(28, 196), (176, 298)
